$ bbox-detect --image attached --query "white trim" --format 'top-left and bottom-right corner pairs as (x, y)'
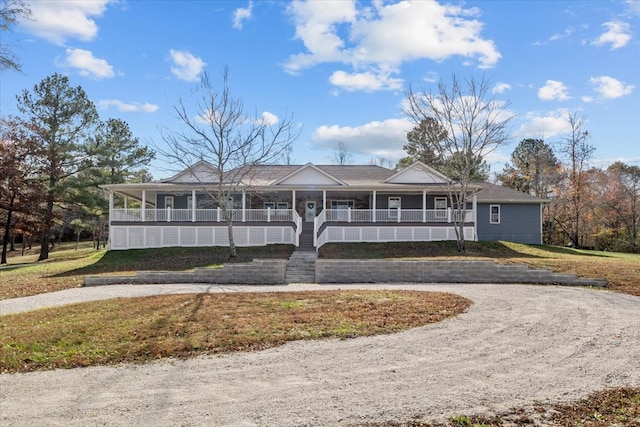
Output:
(490, 204), (501, 224)
(164, 196), (174, 209)
(191, 190), (196, 222)
(435, 197), (447, 221)
(272, 163), (347, 186)
(388, 196), (401, 219)
(141, 190), (146, 222)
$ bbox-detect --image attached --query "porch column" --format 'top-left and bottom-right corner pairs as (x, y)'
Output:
(141, 190), (146, 222)
(292, 190), (296, 214)
(109, 191), (114, 224)
(422, 190), (427, 223)
(191, 189), (196, 222)
(372, 190), (376, 223)
(473, 194), (478, 241)
(242, 190), (246, 222)
(124, 195), (128, 210)
(322, 190), (326, 211)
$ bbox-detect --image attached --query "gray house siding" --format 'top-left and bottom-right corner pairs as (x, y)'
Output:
(477, 203), (542, 244)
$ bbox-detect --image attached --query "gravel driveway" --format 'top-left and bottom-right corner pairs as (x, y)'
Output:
(1, 283), (639, 426)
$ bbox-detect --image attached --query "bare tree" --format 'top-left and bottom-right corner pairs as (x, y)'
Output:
(405, 74), (514, 252)
(1, 0), (30, 72)
(554, 112), (595, 248)
(330, 140), (354, 165)
(160, 68), (300, 257)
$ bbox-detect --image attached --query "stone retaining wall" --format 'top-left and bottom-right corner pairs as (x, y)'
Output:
(84, 259), (287, 286)
(315, 259), (606, 287)
(84, 258), (606, 288)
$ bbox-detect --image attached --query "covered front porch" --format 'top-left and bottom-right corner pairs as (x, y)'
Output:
(108, 188), (476, 225)
(105, 186), (478, 250)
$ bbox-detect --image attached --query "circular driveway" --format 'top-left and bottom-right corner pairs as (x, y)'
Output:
(1, 283), (639, 426)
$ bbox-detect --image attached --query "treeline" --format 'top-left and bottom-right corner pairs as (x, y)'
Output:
(399, 113), (639, 253)
(1, 73), (154, 263)
(497, 132), (639, 253)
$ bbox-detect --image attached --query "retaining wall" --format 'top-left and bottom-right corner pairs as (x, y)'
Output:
(84, 258), (606, 288)
(84, 259), (287, 286)
(315, 259), (606, 287)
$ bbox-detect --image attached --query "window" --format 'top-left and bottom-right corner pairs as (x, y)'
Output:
(164, 196), (174, 209)
(490, 205), (500, 224)
(388, 197), (401, 219)
(331, 200), (353, 221)
(264, 202), (275, 209)
(435, 197), (447, 221)
(331, 200), (353, 209)
(277, 202), (289, 210)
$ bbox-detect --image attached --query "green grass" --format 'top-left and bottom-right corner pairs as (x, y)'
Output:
(0, 242), (294, 299)
(356, 387), (640, 426)
(0, 289), (470, 373)
(320, 241), (640, 296)
(2, 241), (639, 425)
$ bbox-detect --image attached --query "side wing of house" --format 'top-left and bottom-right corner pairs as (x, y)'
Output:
(475, 185), (546, 245)
(476, 203), (543, 244)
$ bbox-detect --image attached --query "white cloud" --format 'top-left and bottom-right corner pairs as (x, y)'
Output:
(549, 27), (575, 42)
(538, 80), (570, 101)
(589, 76), (635, 99)
(62, 48), (114, 79)
(285, 0), (500, 91)
(169, 49), (206, 82)
(514, 109), (573, 140)
(261, 111), (279, 125)
(492, 82), (512, 94)
(311, 118), (411, 161)
(592, 21), (632, 49)
(233, 1), (253, 29)
(99, 99), (159, 113)
(627, 0), (640, 16)
(329, 70), (403, 92)
(21, 0), (114, 45)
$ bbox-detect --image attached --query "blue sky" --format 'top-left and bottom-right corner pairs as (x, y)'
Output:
(2, 0), (639, 179)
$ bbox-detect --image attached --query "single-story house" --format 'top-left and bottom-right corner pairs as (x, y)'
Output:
(102, 161), (547, 251)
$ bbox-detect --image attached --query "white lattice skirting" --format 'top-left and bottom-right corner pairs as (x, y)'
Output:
(317, 226), (475, 247)
(109, 226), (295, 250)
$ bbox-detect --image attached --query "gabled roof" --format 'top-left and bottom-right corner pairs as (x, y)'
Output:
(271, 163), (347, 186)
(384, 161), (449, 184)
(161, 160), (219, 184)
(475, 184), (548, 204)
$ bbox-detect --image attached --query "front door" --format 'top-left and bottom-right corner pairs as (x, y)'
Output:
(305, 201), (316, 222)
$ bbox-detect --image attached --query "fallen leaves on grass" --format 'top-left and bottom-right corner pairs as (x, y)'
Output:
(357, 387), (640, 426)
(0, 290), (471, 373)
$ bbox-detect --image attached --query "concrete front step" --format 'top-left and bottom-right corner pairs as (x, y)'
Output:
(285, 250), (318, 284)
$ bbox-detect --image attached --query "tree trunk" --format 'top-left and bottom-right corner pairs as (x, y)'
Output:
(1, 197), (15, 264)
(9, 230), (15, 252)
(226, 217), (237, 258)
(38, 189), (56, 261)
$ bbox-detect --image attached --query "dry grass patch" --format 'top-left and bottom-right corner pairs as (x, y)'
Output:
(0, 242), (294, 300)
(320, 241), (640, 297)
(357, 387), (640, 426)
(0, 290), (470, 373)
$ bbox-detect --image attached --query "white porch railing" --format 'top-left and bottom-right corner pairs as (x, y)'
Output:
(315, 225), (476, 249)
(321, 208), (474, 224)
(292, 209), (302, 246)
(112, 208), (296, 223)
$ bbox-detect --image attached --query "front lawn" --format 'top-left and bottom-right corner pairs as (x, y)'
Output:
(320, 241), (640, 296)
(0, 289), (470, 373)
